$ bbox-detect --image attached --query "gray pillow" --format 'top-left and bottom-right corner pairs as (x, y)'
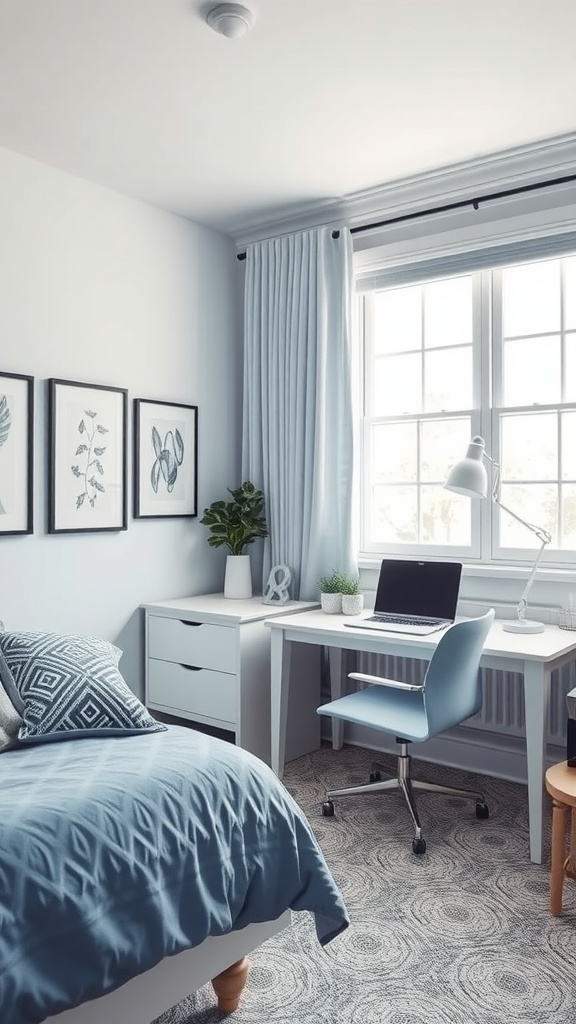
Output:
(0, 631), (166, 744)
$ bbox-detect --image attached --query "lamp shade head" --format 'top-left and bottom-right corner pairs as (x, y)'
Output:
(444, 435), (488, 498)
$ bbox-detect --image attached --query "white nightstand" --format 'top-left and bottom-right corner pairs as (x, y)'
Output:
(142, 593), (320, 765)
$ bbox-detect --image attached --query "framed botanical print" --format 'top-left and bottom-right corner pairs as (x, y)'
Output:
(0, 371), (34, 536)
(134, 399), (198, 519)
(48, 378), (128, 533)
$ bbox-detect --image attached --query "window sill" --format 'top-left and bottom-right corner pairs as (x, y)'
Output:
(358, 557), (575, 583)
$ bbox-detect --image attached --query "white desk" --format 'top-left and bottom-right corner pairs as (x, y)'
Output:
(266, 610), (576, 864)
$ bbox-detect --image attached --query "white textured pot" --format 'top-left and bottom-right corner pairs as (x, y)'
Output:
(224, 554), (252, 599)
(320, 592), (342, 614)
(341, 593), (364, 616)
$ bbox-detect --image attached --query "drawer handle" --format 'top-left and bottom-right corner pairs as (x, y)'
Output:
(179, 664), (202, 671)
(179, 620), (203, 627)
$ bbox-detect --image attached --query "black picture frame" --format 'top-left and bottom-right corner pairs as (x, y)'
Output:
(0, 371), (34, 536)
(48, 378), (128, 534)
(134, 399), (198, 519)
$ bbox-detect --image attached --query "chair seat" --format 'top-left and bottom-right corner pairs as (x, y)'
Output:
(318, 684), (430, 742)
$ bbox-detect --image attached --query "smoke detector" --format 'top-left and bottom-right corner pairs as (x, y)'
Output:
(206, 3), (255, 39)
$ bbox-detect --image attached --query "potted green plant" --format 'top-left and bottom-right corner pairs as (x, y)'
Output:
(339, 572), (364, 616)
(317, 569), (363, 615)
(200, 481), (268, 599)
(317, 569), (347, 614)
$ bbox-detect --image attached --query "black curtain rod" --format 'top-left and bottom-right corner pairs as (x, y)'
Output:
(236, 171), (576, 261)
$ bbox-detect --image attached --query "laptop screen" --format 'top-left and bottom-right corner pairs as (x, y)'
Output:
(374, 559), (463, 620)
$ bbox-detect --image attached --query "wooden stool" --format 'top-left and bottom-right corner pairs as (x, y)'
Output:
(545, 761), (576, 915)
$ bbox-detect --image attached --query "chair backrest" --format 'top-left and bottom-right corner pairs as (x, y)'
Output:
(422, 609), (495, 737)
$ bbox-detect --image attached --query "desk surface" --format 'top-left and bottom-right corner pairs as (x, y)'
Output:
(266, 610), (576, 663)
(143, 594), (318, 625)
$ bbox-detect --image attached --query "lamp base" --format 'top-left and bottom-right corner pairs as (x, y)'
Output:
(502, 618), (545, 634)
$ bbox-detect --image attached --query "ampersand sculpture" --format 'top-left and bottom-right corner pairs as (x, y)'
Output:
(262, 564), (292, 605)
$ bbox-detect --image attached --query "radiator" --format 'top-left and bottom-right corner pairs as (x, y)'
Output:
(351, 653), (576, 746)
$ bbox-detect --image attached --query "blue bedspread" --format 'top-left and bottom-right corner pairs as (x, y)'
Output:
(0, 726), (348, 1024)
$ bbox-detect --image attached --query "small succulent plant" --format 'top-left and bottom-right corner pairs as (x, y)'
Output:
(318, 569), (362, 595)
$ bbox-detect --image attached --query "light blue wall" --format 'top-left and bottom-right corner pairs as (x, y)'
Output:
(0, 146), (241, 698)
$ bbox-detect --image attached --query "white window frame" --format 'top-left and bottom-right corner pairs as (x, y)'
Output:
(358, 259), (576, 570)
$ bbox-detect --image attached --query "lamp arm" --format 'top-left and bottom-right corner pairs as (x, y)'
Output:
(493, 500), (551, 620)
(484, 453), (552, 622)
(493, 496), (552, 547)
(485, 453), (552, 546)
(510, 535), (549, 622)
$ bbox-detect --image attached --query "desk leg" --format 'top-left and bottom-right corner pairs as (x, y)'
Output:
(328, 647), (345, 750)
(523, 661), (550, 865)
(270, 629), (291, 779)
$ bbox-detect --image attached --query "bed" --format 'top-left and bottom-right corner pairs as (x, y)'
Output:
(0, 630), (349, 1024)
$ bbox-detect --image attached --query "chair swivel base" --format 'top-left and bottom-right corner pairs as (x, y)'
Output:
(321, 747), (489, 855)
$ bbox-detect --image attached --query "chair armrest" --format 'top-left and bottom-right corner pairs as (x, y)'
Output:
(348, 672), (425, 692)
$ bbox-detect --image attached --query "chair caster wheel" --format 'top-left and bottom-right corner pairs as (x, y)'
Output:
(322, 800), (335, 817)
(475, 801), (489, 819)
(369, 770), (382, 783)
(412, 837), (426, 855)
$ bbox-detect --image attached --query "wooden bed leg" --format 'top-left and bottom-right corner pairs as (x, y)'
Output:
(211, 956), (250, 1013)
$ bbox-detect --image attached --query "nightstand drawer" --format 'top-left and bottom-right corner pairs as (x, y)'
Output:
(147, 615), (237, 673)
(148, 659), (236, 723)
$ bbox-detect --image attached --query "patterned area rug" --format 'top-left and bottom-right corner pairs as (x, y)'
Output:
(154, 744), (576, 1024)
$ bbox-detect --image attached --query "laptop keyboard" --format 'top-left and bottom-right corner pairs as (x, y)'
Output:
(369, 614), (444, 627)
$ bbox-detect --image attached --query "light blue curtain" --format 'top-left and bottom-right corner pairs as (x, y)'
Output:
(242, 226), (355, 600)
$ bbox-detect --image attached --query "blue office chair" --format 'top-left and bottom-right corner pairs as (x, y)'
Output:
(317, 609), (495, 854)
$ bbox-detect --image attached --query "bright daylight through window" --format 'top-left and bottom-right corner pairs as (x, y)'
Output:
(359, 252), (576, 567)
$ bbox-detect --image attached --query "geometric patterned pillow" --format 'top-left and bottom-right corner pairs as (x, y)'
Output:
(0, 652), (24, 753)
(0, 631), (166, 744)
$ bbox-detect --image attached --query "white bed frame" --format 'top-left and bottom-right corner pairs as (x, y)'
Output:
(45, 912), (292, 1023)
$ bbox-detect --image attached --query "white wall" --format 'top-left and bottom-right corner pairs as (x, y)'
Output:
(0, 146), (240, 697)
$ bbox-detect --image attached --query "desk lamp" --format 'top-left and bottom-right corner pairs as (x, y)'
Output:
(444, 435), (551, 634)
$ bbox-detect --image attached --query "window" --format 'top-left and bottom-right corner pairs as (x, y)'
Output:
(359, 251), (576, 567)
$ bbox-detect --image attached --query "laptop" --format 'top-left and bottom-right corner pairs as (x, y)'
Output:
(345, 559), (463, 635)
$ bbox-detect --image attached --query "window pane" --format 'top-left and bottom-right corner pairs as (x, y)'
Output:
(422, 486), (471, 545)
(371, 485), (417, 543)
(503, 337), (560, 405)
(501, 413), (557, 480)
(372, 423), (417, 483)
(562, 411), (576, 480)
(373, 286), (421, 354)
(561, 485), (576, 548)
(424, 347), (472, 412)
(566, 333), (576, 402)
(373, 353), (421, 415)
(424, 276), (472, 347)
(565, 256), (576, 330)
(421, 418), (471, 482)
(502, 259), (560, 336)
(499, 484), (557, 547)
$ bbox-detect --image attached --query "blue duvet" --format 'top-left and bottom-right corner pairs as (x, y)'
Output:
(0, 725), (348, 1023)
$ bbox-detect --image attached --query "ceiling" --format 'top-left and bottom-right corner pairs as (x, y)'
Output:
(1, 0), (576, 238)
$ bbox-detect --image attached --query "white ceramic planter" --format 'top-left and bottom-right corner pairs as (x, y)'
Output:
(341, 593), (364, 616)
(224, 554), (252, 599)
(320, 592), (342, 614)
